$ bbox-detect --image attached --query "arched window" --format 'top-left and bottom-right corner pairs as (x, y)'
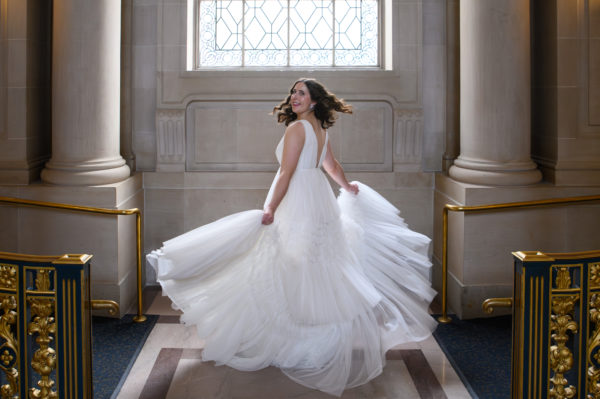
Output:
(189, 0), (381, 68)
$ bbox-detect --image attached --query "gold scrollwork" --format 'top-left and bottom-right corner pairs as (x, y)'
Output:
(549, 294), (579, 399)
(27, 298), (57, 399)
(588, 293), (600, 398)
(592, 263), (600, 289)
(0, 294), (18, 398)
(556, 267), (572, 290)
(34, 270), (51, 292)
(0, 265), (17, 291)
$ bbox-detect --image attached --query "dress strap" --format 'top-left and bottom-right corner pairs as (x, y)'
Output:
(318, 132), (328, 168)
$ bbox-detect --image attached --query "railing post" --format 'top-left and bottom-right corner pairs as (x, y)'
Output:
(133, 213), (146, 323)
(53, 254), (94, 398)
(438, 207), (451, 323)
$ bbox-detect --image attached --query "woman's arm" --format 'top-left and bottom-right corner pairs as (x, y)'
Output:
(262, 123), (305, 225)
(322, 141), (359, 195)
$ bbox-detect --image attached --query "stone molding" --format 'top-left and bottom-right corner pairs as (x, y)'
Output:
(156, 109), (185, 171)
(183, 100), (396, 172)
(395, 109), (423, 166)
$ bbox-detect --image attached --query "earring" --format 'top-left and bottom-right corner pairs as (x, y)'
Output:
(309, 104), (315, 110)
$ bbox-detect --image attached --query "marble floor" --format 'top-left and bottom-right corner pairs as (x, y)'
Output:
(116, 288), (472, 399)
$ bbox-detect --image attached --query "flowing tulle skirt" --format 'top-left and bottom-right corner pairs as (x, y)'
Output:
(147, 179), (436, 396)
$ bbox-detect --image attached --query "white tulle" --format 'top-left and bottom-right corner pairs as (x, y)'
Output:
(147, 119), (437, 396)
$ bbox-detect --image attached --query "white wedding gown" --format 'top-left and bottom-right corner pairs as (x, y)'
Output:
(147, 119), (437, 396)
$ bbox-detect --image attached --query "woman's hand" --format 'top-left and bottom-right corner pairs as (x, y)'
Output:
(346, 183), (359, 195)
(262, 205), (275, 225)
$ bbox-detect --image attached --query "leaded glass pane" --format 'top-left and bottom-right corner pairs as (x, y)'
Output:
(196, 0), (379, 68)
(199, 1), (243, 66)
(335, 0), (377, 66)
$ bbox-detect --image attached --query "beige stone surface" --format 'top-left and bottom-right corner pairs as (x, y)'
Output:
(117, 293), (472, 399)
(334, 106), (389, 166)
(0, 0), (51, 185)
(117, 323), (206, 399)
(558, 0), (578, 37)
(185, 101), (393, 172)
(189, 104), (277, 166)
(434, 173), (600, 318)
(423, 0), (447, 171)
(557, 38), (579, 88)
(590, 10), (600, 125)
(0, 175), (143, 317)
(531, 0), (600, 184)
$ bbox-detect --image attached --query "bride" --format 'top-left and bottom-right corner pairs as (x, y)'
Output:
(147, 78), (437, 396)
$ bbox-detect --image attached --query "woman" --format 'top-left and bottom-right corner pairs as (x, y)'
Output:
(148, 78), (437, 396)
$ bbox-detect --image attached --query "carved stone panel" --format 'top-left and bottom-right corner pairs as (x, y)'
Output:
(395, 109), (423, 167)
(186, 101), (394, 172)
(156, 109), (186, 171)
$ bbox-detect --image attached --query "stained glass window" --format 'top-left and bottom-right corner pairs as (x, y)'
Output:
(195, 0), (379, 68)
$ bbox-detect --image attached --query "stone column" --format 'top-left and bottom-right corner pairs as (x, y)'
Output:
(442, 0), (460, 171)
(449, 0), (541, 185)
(41, 0), (130, 185)
(121, 0), (135, 172)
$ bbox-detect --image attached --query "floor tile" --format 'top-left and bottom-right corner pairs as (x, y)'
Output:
(117, 290), (473, 399)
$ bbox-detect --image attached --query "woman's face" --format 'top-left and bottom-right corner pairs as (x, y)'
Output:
(290, 82), (315, 116)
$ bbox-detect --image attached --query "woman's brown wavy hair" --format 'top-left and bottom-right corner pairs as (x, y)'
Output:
(273, 78), (352, 129)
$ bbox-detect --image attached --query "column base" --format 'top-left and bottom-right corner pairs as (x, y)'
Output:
(449, 161), (542, 186)
(41, 160), (131, 186)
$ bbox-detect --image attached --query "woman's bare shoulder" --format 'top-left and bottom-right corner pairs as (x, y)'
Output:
(284, 120), (306, 141)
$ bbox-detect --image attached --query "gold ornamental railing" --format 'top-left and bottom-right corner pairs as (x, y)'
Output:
(438, 194), (600, 324)
(0, 251), (104, 398)
(0, 196), (146, 323)
(509, 250), (600, 398)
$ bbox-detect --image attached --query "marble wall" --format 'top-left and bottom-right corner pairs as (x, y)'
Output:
(592, 0), (600, 125)
(531, 0), (600, 185)
(140, 0), (443, 283)
(184, 101), (393, 172)
(422, 0), (447, 172)
(132, 0), (159, 171)
(0, 0), (51, 184)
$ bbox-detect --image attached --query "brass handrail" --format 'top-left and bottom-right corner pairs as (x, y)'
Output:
(482, 297), (513, 314)
(0, 196), (147, 323)
(91, 299), (120, 315)
(438, 194), (600, 324)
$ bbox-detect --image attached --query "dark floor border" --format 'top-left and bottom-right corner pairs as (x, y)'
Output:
(108, 314), (159, 399)
(139, 348), (447, 399)
(432, 328), (479, 399)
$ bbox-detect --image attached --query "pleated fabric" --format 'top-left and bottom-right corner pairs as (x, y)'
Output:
(147, 119), (437, 396)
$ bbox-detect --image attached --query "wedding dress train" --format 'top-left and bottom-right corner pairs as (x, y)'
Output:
(147, 119), (437, 396)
